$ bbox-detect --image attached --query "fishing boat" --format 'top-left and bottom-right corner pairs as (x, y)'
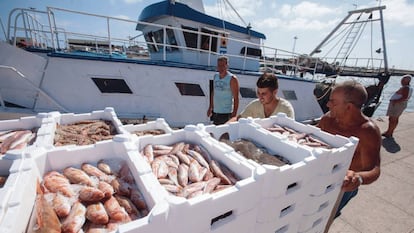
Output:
(0, 0), (389, 126)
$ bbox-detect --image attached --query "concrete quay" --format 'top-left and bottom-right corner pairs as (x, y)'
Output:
(329, 112), (414, 233)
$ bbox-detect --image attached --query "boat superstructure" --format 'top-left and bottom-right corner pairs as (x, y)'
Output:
(0, 0), (324, 126)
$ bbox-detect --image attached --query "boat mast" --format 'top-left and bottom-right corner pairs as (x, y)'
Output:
(378, 6), (388, 74)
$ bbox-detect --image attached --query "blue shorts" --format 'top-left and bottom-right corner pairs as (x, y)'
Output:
(335, 189), (359, 218)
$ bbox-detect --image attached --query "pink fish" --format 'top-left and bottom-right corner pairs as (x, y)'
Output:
(61, 201), (86, 233)
(78, 186), (105, 202)
(43, 171), (75, 197)
(81, 163), (111, 183)
(177, 163), (189, 187)
(34, 180), (61, 233)
(86, 202), (109, 225)
(63, 167), (94, 186)
(52, 193), (71, 218)
(103, 196), (129, 222)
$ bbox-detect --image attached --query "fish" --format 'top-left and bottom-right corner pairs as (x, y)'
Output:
(63, 167), (94, 186)
(86, 202), (109, 225)
(0, 130), (31, 153)
(81, 163), (111, 183)
(151, 157), (168, 179)
(34, 180), (61, 233)
(52, 192), (71, 218)
(114, 194), (140, 218)
(97, 159), (114, 175)
(203, 177), (221, 194)
(98, 181), (114, 199)
(177, 163), (189, 187)
(118, 162), (134, 184)
(61, 201), (86, 233)
(130, 189), (147, 210)
(169, 142), (185, 154)
(43, 171), (75, 197)
(142, 144), (154, 163)
(187, 149), (210, 170)
(167, 166), (179, 186)
(78, 186), (105, 202)
(110, 178), (131, 196)
(188, 160), (202, 183)
(209, 160), (232, 185)
(175, 151), (191, 165)
(103, 196), (129, 222)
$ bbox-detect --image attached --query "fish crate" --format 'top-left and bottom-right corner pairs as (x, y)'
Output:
(0, 113), (52, 159)
(202, 119), (319, 231)
(251, 114), (359, 232)
(3, 136), (169, 233)
(0, 158), (22, 226)
(45, 107), (129, 148)
(134, 125), (265, 233)
(121, 118), (174, 141)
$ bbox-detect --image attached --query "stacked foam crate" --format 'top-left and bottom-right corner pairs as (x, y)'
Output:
(38, 107), (128, 150)
(134, 125), (266, 233)
(121, 118), (174, 140)
(16, 135), (169, 233)
(0, 113), (52, 158)
(252, 113), (358, 233)
(0, 113), (54, 232)
(203, 118), (321, 233)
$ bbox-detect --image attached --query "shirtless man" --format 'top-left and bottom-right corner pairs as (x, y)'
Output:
(317, 80), (381, 230)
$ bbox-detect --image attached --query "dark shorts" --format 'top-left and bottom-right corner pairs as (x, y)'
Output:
(211, 112), (232, 125)
(335, 189), (359, 218)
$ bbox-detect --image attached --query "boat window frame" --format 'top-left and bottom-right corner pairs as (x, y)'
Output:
(175, 82), (205, 96)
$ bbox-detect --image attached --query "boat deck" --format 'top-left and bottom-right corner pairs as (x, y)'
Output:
(330, 112), (414, 233)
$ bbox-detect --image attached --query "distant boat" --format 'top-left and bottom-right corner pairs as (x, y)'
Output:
(0, 0), (389, 126)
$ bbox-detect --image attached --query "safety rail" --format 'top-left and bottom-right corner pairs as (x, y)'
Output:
(5, 6), (386, 79)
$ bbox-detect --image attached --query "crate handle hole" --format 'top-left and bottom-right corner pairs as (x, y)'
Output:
(280, 204), (294, 217)
(211, 210), (233, 226)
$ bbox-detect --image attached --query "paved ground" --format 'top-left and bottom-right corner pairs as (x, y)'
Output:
(329, 112), (414, 233)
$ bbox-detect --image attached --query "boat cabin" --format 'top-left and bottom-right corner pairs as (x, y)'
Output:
(136, 0), (265, 72)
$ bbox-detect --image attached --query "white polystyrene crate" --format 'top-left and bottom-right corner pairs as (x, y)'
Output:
(0, 113), (51, 159)
(18, 137), (168, 233)
(297, 200), (333, 233)
(203, 119), (317, 198)
(45, 107), (128, 148)
(207, 207), (258, 233)
(302, 183), (341, 216)
(135, 125), (265, 233)
(311, 139), (358, 177)
(122, 118), (174, 140)
(255, 215), (301, 233)
(0, 168), (37, 233)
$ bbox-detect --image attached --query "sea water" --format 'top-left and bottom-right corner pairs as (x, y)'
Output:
(335, 75), (414, 117)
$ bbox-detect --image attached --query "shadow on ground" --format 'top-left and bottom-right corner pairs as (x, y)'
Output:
(382, 137), (401, 153)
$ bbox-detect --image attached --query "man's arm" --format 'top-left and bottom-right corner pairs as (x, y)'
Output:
(230, 76), (240, 117)
(342, 122), (381, 192)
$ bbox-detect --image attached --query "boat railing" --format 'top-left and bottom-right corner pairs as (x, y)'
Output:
(5, 7), (307, 72)
(5, 6), (386, 78)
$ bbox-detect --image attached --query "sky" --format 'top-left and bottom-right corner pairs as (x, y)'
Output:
(0, 0), (413, 70)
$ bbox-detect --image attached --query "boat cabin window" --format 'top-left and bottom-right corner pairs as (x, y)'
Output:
(200, 28), (218, 52)
(175, 82), (205, 96)
(144, 28), (178, 52)
(182, 26), (198, 49)
(281, 90), (297, 101)
(92, 78), (133, 94)
(240, 87), (257, 98)
(240, 47), (262, 57)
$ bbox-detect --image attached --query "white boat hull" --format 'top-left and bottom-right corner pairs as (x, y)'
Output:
(0, 42), (322, 127)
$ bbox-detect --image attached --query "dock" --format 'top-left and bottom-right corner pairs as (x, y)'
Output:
(329, 112), (414, 233)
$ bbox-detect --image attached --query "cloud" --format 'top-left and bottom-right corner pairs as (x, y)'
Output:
(383, 0), (414, 26)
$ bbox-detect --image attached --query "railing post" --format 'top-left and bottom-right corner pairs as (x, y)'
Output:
(107, 17), (112, 55)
